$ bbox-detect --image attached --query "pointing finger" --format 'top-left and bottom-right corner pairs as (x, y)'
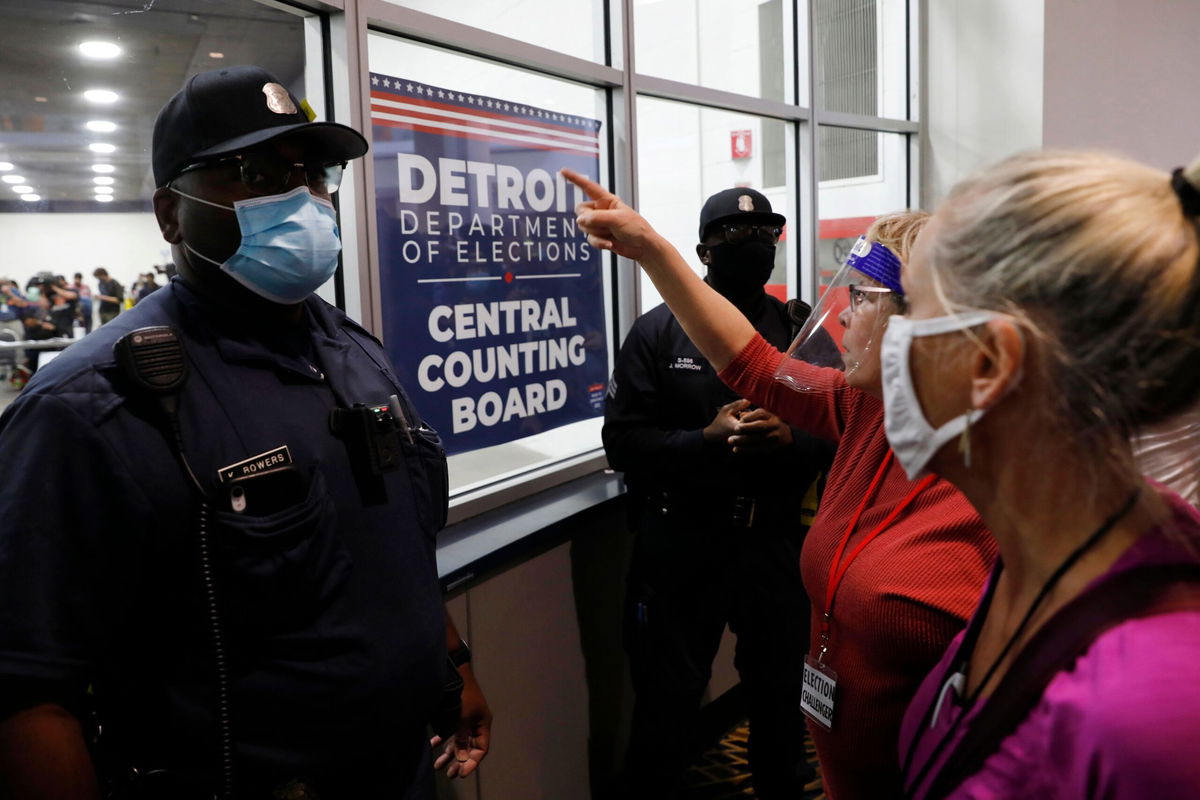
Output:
(562, 168), (613, 205)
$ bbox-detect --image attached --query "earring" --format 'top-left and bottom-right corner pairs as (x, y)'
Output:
(958, 407), (976, 468)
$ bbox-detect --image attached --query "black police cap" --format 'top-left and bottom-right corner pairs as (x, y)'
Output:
(152, 65), (368, 188)
(697, 187), (786, 241)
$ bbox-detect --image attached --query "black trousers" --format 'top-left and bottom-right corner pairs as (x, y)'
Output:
(621, 506), (812, 799)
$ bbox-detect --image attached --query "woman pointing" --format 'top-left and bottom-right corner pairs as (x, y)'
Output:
(564, 169), (994, 799)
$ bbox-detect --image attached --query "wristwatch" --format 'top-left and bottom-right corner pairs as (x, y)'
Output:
(449, 638), (472, 668)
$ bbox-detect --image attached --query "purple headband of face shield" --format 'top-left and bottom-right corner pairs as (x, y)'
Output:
(844, 235), (903, 295)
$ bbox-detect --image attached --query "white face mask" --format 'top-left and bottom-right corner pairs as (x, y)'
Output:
(881, 310), (1001, 479)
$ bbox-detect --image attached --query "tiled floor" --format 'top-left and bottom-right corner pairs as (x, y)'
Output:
(679, 721), (825, 800)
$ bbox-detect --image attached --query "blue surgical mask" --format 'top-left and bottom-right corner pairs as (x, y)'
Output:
(171, 185), (341, 305)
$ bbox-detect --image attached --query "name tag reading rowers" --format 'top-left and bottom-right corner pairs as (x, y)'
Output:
(801, 655), (838, 731)
(217, 445), (293, 483)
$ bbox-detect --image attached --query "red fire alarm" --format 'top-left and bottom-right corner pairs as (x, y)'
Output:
(731, 129), (752, 159)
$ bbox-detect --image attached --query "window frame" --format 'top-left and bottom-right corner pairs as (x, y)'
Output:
(310, 0), (924, 522)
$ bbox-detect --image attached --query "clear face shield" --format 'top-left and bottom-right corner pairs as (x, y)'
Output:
(774, 236), (904, 392)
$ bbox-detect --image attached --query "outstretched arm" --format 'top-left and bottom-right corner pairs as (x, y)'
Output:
(562, 169), (755, 372)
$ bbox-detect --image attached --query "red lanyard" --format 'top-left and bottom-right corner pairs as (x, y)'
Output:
(818, 450), (936, 657)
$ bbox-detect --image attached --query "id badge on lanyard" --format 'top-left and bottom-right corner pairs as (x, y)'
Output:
(801, 452), (934, 733)
(801, 653), (838, 731)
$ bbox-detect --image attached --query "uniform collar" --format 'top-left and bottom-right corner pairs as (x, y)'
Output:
(169, 279), (351, 379)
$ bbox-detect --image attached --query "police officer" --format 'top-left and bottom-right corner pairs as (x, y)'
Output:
(605, 188), (834, 799)
(0, 66), (489, 799)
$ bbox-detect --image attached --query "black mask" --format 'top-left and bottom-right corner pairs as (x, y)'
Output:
(705, 240), (776, 300)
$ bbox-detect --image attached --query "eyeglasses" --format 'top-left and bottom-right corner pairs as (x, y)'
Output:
(175, 150), (347, 196)
(714, 223), (783, 245)
(847, 283), (894, 312)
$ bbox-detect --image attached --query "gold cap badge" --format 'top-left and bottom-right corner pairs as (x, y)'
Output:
(262, 83), (297, 115)
(738, 194), (755, 212)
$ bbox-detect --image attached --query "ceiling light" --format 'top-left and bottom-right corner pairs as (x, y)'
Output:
(2, 175), (26, 184)
(93, 176), (114, 186)
(86, 120), (117, 133)
(209, 52), (225, 59)
(95, 195), (113, 203)
(34, 97), (47, 103)
(0, 163), (12, 171)
(79, 41), (122, 59)
(89, 143), (116, 154)
(84, 89), (119, 104)
(92, 164), (115, 174)
(20, 194), (40, 202)
(12, 185), (33, 193)
(94, 186), (114, 195)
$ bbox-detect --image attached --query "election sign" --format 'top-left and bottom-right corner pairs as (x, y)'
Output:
(370, 73), (609, 455)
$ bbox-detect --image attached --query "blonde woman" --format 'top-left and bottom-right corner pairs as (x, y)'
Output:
(565, 169), (994, 799)
(889, 151), (1200, 798)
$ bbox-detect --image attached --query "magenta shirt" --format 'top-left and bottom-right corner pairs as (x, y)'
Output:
(898, 490), (1200, 799)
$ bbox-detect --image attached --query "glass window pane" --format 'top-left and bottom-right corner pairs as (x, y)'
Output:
(635, 96), (797, 313)
(813, 0), (908, 118)
(634, 0), (796, 102)
(0, 0), (309, 211)
(0, 0), (312, 337)
(367, 34), (613, 494)
(816, 126), (908, 290)
(380, 0), (608, 64)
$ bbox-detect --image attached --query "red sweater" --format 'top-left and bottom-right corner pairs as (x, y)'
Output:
(720, 335), (995, 800)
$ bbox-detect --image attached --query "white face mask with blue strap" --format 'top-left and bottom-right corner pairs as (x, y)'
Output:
(172, 185), (342, 305)
(881, 310), (1003, 479)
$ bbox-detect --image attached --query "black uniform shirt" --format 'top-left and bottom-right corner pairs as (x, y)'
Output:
(603, 290), (831, 502)
(0, 279), (447, 793)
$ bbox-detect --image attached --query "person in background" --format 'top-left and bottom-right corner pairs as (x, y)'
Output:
(15, 280), (58, 376)
(0, 279), (29, 386)
(92, 267), (124, 325)
(72, 273), (93, 334)
(46, 276), (78, 337)
(892, 149), (1200, 799)
(564, 168), (995, 800)
(136, 272), (160, 303)
(0, 66), (490, 800)
(605, 188), (834, 799)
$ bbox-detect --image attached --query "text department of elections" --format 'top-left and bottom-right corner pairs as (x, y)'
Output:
(393, 156), (596, 265)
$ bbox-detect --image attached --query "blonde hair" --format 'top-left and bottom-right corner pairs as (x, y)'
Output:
(930, 149), (1200, 447)
(866, 209), (932, 265)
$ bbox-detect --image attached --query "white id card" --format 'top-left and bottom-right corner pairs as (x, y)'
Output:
(801, 655), (838, 731)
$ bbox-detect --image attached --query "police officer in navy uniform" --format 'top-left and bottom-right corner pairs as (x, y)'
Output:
(0, 66), (489, 799)
(605, 188), (834, 799)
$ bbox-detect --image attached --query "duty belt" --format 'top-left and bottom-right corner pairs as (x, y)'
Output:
(639, 489), (781, 529)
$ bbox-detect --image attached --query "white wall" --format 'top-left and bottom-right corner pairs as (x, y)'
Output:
(0, 212), (169, 291)
(923, 0), (1044, 209)
(1043, 0), (1200, 170)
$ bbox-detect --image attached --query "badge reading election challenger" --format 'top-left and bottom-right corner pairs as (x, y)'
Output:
(801, 655), (837, 731)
